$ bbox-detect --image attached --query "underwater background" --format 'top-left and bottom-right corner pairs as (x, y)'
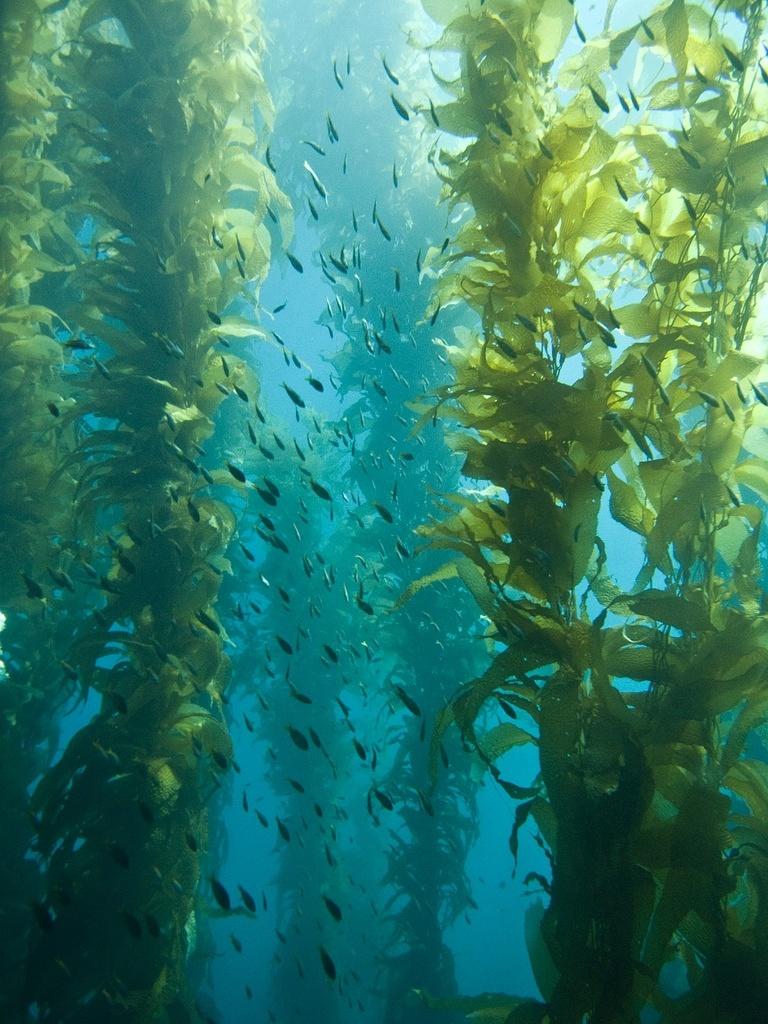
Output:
(2, 0), (768, 1022)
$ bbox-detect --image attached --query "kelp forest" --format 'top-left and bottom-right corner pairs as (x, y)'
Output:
(1, 1), (768, 1023)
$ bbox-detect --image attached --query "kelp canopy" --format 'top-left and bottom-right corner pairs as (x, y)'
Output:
(2, 0), (768, 1022)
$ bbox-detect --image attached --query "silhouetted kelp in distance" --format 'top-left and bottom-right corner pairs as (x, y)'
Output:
(221, 7), (484, 1015)
(414, 0), (768, 1022)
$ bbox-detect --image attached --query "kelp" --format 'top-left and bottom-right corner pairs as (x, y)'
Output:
(0, 4), (82, 1017)
(418, 0), (768, 1021)
(22, 2), (283, 1021)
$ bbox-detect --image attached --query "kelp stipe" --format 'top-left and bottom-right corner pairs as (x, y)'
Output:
(417, 0), (768, 1021)
(22, 2), (284, 1020)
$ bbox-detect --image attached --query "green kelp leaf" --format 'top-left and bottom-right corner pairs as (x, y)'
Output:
(734, 459), (768, 504)
(662, 0), (688, 78)
(433, 99), (483, 138)
(533, 0), (574, 63)
(478, 722), (536, 763)
(558, 24), (635, 88)
(421, 0), (480, 25)
(394, 560), (459, 608)
(624, 590), (712, 632)
(726, 760), (768, 821)
(456, 557), (498, 619)
(607, 469), (650, 536)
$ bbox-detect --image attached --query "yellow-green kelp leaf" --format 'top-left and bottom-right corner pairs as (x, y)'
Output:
(623, 590), (712, 633)
(533, 0), (574, 63)
(394, 559), (459, 608)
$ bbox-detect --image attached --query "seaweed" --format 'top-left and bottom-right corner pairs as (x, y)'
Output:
(417, 0), (768, 1020)
(0, 4), (83, 1016)
(17, 1), (284, 1020)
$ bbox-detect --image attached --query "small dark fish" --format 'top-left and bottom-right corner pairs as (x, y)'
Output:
(381, 55), (399, 85)
(304, 161), (328, 199)
(428, 97), (440, 127)
(310, 479), (332, 502)
(373, 502), (393, 523)
(265, 147), (277, 173)
(287, 725), (309, 751)
(239, 886), (256, 912)
(286, 252), (304, 274)
(390, 93), (410, 121)
(22, 572), (44, 599)
(207, 310), (222, 326)
(376, 214), (391, 241)
(303, 139), (326, 156)
(723, 46), (744, 75)
(588, 83), (610, 114)
(209, 748), (228, 771)
(373, 788), (393, 811)
(696, 389), (720, 408)
(678, 145), (701, 170)
(195, 609), (221, 635)
(211, 877), (231, 911)
(393, 684), (421, 716)
(333, 58), (344, 89)
(276, 817), (291, 842)
(282, 383), (305, 408)
(319, 946), (337, 981)
(323, 896), (342, 922)
(255, 809), (269, 828)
